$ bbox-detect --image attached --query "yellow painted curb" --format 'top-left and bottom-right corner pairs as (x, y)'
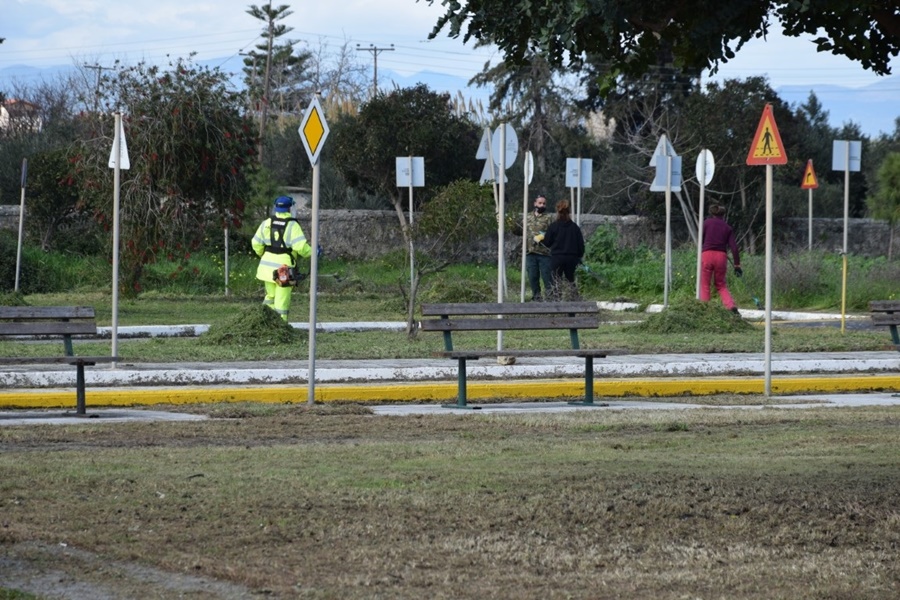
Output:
(0, 375), (897, 409)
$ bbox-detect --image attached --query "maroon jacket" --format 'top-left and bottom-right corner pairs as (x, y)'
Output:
(702, 216), (740, 266)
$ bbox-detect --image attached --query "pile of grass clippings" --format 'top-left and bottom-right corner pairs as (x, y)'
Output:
(200, 304), (304, 346)
(631, 298), (754, 334)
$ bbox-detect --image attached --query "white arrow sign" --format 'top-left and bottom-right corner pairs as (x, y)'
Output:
(476, 128), (491, 160)
(108, 118), (130, 170)
(651, 155), (682, 192)
(648, 134), (676, 167)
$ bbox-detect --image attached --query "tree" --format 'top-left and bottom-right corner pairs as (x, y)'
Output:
(681, 77), (801, 253)
(407, 179), (496, 336)
(868, 152), (900, 259)
(329, 83), (481, 246)
(73, 57), (256, 294)
(429, 1), (899, 88)
(244, 2), (312, 163)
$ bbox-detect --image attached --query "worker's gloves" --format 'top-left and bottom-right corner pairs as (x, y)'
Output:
(734, 267), (743, 278)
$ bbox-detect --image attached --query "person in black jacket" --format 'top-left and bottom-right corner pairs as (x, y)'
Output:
(542, 199), (584, 301)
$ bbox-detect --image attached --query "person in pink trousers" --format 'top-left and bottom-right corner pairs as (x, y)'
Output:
(700, 204), (742, 314)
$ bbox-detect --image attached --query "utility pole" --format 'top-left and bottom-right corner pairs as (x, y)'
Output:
(84, 64), (115, 113)
(356, 44), (394, 97)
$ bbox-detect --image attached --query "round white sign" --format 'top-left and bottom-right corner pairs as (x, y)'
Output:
(695, 150), (715, 186)
(491, 123), (518, 168)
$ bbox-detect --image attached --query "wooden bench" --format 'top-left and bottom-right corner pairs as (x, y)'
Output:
(0, 306), (118, 415)
(869, 301), (900, 351)
(420, 302), (625, 408)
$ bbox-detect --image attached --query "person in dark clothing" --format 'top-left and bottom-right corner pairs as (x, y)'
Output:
(700, 203), (742, 314)
(542, 199), (585, 301)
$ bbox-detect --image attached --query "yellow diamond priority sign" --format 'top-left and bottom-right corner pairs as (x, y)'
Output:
(299, 97), (329, 165)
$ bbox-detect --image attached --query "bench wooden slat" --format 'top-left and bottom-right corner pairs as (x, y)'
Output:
(0, 322), (99, 336)
(420, 301), (627, 408)
(421, 302), (598, 316)
(869, 301), (900, 313)
(0, 306), (97, 319)
(437, 349), (625, 358)
(0, 305), (108, 415)
(420, 316), (600, 332)
(871, 313), (900, 326)
(0, 356), (117, 365)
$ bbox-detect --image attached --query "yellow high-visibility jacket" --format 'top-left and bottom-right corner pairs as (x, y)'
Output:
(252, 212), (312, 282)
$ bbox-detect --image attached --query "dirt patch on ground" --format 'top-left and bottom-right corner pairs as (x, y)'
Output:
(2, 541), (258, 599)
(2, 403), (900, 599)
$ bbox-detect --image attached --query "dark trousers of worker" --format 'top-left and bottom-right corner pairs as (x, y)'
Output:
(700, 250), (736, 309)
(550, 255), (580, 301)
(526, 253), (552, 301)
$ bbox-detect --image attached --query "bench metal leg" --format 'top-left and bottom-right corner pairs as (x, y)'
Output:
(442, 357), (475, 409)
(569, 356), (603, 407)
(889, 325), (899, 348)
(75, 361), (87, 415)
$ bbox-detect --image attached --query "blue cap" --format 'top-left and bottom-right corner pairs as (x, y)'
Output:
(274, 196), (294, 211)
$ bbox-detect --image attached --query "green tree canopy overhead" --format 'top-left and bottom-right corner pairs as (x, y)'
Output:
(427, 0), (899, 84)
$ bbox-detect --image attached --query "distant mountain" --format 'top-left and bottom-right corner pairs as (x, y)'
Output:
(776, 75), (899, 137)
(3, 61), (896, 137)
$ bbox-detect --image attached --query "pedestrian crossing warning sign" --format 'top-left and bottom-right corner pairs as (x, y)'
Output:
(746, 103), (787, 165)
(800, 159), (819, 189)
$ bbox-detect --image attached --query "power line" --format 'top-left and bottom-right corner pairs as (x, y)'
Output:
(356, 43), (394, 96)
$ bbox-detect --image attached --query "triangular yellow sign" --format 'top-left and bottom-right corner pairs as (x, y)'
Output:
(746, 104), (787, 165)
(800, 159), (818, 189)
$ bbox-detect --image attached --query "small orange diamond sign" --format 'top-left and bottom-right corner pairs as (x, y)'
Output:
(746, 104), (787, 165)
(800, 159), (819, 189)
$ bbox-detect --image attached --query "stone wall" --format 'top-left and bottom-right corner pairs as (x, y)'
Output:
(1, 204), (892, 259)
(0, 206), (18, 231)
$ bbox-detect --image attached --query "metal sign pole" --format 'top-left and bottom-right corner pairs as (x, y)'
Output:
(695, 156), (706, 299)
(497, 124), (506, 351)
(808, 189), (813, 252)
(224, 226), (230, 296)
(14, 159), (27, 292)
(664, 155), (672, 308)
(307, 161), (321, 405)
(111, 113), (122, 366)
(408, 155), (414, 295)
(841, 141), (850, 334)
(521, 171), (529, 303)
(764, 165), (774, 396)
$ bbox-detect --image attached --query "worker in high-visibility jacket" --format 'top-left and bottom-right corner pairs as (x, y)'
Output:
(252, 196), (313, 321)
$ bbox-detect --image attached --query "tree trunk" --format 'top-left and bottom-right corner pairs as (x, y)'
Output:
(391, 193), (420, 336)
(405, 270), (420, 339)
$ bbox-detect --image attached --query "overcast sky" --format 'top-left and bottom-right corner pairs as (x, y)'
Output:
(2, 0), (897, 93)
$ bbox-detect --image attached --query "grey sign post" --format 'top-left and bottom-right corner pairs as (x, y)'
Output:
(832, 140), (862, 334)
(649, 135), (681, 308)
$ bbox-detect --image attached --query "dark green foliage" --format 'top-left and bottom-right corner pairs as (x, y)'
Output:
(329, 84), (482, 207)
(584, 223), (622, 263)
(0, 231), (42, 294)
(73, 58), (256, 297)
(201, 304), (304, 346)
(430, 0), (897, 88)
(630, 298), (754, 334)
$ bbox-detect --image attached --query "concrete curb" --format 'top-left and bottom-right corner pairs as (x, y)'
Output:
(1, 374), (898, 410)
